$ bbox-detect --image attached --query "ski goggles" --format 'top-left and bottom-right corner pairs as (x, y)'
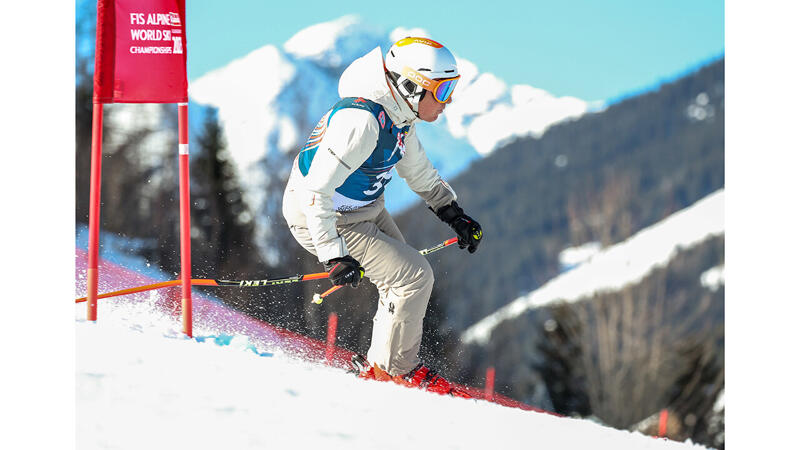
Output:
(401, 67), (460, 103)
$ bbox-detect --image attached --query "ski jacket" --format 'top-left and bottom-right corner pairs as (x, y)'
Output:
(283, 46), (456, 262)
(297, 97), (412, 211)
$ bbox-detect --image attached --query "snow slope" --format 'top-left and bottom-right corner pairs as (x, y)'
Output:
(76, 304), (706, 449)
(463, 189), (725, 345)
(74, 227), (707, 449)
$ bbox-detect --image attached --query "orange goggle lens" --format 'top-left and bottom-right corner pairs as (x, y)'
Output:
(433, 78), (458, 103)
(401, 67), (460, 103)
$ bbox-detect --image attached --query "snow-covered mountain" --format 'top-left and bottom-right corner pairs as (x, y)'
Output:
(189, 16), (591, 262)
(462, 189), (725, 345)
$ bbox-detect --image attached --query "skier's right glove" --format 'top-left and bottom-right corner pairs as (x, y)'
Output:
(324, 255), (365, 288)
(433, 201), (483, 253)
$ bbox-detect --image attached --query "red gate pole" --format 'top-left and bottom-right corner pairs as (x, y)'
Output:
(658, 409), (669, 437)
(484, 366), (496, 401)
(178, 102), (192, 337)
(326, 312), (338, 364)
(86, 102), (104, 321)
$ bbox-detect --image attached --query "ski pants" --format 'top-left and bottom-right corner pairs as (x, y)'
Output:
(285, 198), (434, 376)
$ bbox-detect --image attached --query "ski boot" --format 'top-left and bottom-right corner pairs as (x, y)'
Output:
(349, 354), (471, 398)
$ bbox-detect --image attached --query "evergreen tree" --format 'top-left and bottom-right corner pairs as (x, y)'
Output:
(190, 107), (261, 277)
(184, 108), (313, 333)
(188, 107), (268, 312)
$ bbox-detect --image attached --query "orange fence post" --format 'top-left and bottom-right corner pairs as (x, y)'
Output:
(326, 313), (338, 363)
(658, 409), (669, 437)
(484, 366), (495, 401)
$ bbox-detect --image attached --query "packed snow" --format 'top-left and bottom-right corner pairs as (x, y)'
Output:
(700, 265), (725, 292)
(462, 189), (724, 345)
(559, 241), (602, 272)
(75, 300), (707, 449)
(72, 225), (709, 449)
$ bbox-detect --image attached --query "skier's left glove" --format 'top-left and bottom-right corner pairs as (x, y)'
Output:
(433, 201), (483, 253)
(324, 255), (365, 288)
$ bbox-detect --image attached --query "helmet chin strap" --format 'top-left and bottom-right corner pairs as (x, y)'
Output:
(385, 71), (421, 119)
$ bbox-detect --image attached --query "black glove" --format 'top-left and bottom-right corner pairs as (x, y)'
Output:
(324, 255), (365, 287)
(433, 201), (483, 253)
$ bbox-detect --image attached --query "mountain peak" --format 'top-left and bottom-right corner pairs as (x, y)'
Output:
(284, 15), (358, 56)
(189, 16), (590, 261)
(283, 15), (384, 71)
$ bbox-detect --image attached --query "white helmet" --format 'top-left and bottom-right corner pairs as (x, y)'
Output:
(385, 37), (460, 114)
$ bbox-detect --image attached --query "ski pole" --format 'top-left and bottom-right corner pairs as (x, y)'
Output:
(311, 236), (458, 304)
(74, 237), (460, 304)
(74, 272), (331, 303)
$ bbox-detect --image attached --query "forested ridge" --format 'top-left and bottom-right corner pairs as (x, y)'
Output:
(396, 58), (724, 331)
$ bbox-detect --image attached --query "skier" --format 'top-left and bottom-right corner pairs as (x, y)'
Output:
(282, 37), (482, 395)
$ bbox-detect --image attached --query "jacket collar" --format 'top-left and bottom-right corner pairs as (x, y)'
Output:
(338, 47), (417, 126)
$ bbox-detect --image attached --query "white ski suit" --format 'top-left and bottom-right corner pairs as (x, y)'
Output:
(282, 46), (456, 376)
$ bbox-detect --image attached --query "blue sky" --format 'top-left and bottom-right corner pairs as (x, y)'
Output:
(181, 0), (723, 102)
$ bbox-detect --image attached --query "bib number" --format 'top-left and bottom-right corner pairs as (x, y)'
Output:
(364, 171), (393, 196)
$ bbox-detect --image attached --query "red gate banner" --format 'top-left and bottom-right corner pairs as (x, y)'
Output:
(94, 0), (187, 103)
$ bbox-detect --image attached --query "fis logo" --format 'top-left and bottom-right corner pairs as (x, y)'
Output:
(169, 12), (181, 27)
